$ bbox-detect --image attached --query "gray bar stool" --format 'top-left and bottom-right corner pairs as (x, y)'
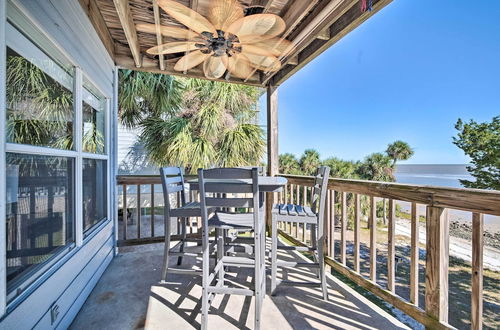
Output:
(159, 166), (206, 282)
(198, 167), (265, 330)
(270, 166), (330, 300)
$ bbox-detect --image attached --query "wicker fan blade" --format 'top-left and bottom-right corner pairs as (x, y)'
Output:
(136, 23), (200, 40)
(241, 37), (292, 57)
(208, 0), (244, 31)
(174, 50), (211, 72)
(227, 14), (286, 43)
(225, 54), (254, 79)
(244, 53), (281, 72)
(146, 41), (199, 55)
(158, 0), (216, 35)
(203, 55), (227, 79)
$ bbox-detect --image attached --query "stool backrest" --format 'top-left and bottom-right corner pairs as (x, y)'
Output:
(160, 167), (186, 219)
(198, 167), (260, 234)
(311, 166), (330, 232)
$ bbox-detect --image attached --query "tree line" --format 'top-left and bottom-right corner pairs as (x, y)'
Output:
(279, 140), (414, 182)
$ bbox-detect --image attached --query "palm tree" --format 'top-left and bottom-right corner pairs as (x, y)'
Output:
(279, 153), (300, 174)
(322, 157), (360, 179)
(386, 140), (414, 167)
(119, 71), (265, 172)
(300, 149), (321, 175)
(358, 152), (394, 182)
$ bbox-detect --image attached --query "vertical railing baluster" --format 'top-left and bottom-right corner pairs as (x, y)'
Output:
(302, 185), (307, 243)
(330, 190), (336, 258)
(370, 196), (376, 282)
(410, 202), (419, 305)
(325, 189), (330, 256)
(151, 184), (155, 237)
(123, 184), (127, 240)
(388, 199), (395, 292)
(289, 184), (294, 235)
(354, 193), (360, 272)
(471, 212), (484, 330)
(425, 206), (449, 324)
(295, 184), (300, 238)
(137, 184), (141, 239)
(341, 191), (347, 265)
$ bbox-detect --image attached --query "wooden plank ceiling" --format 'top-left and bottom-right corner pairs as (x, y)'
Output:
(79, 0), (392, 86)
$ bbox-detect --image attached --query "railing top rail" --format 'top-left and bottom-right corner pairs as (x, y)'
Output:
(279, 173), (500, 216)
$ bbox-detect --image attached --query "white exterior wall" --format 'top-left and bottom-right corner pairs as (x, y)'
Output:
(0, 0), (117, 328)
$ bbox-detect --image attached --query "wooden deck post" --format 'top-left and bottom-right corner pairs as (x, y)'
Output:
(425, 206), (449, 325)
(471, 213), (484, 330)
(266, 85), (278, 232)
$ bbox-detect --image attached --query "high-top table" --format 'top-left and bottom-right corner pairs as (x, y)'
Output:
(187, 176), (287, 193)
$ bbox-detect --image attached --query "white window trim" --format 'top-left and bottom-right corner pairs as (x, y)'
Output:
(3, 17), (111, 307)
(1, 0), (8, 318)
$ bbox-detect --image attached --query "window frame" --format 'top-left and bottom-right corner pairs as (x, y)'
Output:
(3, 17), (111, 307)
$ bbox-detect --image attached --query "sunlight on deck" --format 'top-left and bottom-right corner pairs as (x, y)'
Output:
(70, 241), (409, 330)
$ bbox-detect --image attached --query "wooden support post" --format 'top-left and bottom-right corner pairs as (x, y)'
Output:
(410, 202), (419, 305)
(266, 85), (278, 233)
(341, 191), (347, 265)
(387, 199), (395, 292)
(370, 196), (376, 281)
(471, 213), (484, 330)
(354, 193), (360, 272)
(425, 206), (449, 325)
(302, 185), (307, 242)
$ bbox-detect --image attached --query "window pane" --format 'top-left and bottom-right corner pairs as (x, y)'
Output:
(6, 47), (74, 149)
(6, 153), (75, 293)
(83, 89), (105, 154)
(83, 159), (107, 234)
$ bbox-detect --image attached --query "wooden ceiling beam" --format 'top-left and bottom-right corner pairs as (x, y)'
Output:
(152, 0), (165, 70)
(115, 56), (263, 87)
(78, 0), (115, 59)
(281, 0), (319, 39)
(113, 0), (142, 67)
(267, 0), (393, 86)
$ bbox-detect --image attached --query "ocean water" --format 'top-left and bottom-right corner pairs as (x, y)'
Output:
(395, 164), (499, 226)
(395, 164), (474, 188)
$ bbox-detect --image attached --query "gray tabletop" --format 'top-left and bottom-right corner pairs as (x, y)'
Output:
(188, 176), (287, 193)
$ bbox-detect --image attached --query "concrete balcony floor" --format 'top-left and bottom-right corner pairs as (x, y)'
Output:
(70, 240), (409, 330)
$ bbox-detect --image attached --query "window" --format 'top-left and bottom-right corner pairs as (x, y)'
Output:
(83, 159), (107, 235)
(82, 86), (105, 154)
(3, 22), (110, 302)
(6, 153), (74, 292)
(6, 47), (74, 150)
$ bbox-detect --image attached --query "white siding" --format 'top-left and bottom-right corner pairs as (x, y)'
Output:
(1, 0), (116, 327)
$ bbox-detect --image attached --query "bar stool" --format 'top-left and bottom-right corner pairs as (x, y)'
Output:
(159, 166), (206, 282)
(270, 166), (330, 300)
(198, 167), (265, 330)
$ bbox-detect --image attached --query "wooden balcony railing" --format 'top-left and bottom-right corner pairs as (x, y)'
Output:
(116, 175), (199, 246)
(116, 174), (500, 329)
(278, 174), (500, 330)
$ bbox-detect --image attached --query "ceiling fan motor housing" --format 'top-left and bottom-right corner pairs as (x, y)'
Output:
(197, 30), (241, 57)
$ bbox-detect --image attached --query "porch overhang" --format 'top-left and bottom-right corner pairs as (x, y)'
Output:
(79, 0), (392, 87)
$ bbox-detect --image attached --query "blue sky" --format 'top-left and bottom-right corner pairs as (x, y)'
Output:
(260, 0), (500, 164)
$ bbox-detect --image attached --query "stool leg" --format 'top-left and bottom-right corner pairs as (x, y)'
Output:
(271, 215), (278, 295)
(177, 217), (187, 266)
(201, 226), (209, 330)
(161, 215), (172, 282)
(318, 237), (329, 301)
(216, 228), (224, 285)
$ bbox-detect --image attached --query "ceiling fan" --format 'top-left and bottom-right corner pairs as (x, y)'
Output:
(136, 0), (291, 80)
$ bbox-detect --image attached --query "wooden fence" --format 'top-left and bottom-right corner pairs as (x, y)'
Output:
(278, 174), (500, 330)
